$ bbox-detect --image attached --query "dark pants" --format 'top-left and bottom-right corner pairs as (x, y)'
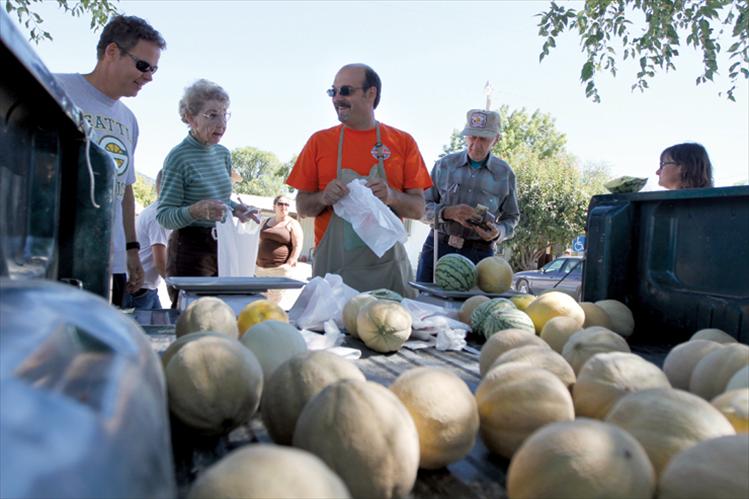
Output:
(111, 273), (127, 307)
(415, 231), (494, 283)
(166, 226), (218, 308)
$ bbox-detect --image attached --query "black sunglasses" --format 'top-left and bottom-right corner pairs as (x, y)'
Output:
(117, 43), (158, 74)
(326, 85), (365, 97)
(275, 202), (290, 207)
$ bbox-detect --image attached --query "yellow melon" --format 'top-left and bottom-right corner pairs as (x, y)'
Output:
(573, 351), (671, 419)
(489, 344), (575, 388)
(166, 335), (263, 434)
(662, 339), (723, 390)
(690, 328), (737, 343)
(562, 326), (631, 374)
(689, 343), (749, 400)
(342, 293), (378, 338)
(475, 256), (513, 293)
(478, 328), (548, 377)
(605, 388), (735, 476)
(261, 351), (365, 445)
(240, 320), (308, 380)
(711, 388), (749, 433)
(507, 419), (656, 499)
(509, 294), (535, 311)
(187, 444), (350, 499)
(476, 362), (574, 458)
(458, 294), (490, 325)
(540, 316), (583, 353)
(175, 296), (238, 338)
(390, 367), (479, 469)
(658, 434), (749, 499)
(524, 291), (585, 333)
(594, 299), (635, 337)
(293, 380), (420, 499)
(726, 365), (749, 391)
(237, 299), (288, 337)
(579, 301), (615, 329)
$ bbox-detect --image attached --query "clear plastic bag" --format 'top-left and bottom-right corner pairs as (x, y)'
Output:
(287, 274), (359, 331)
(333, 179), (408, 257)
(214, 207), (260, 277)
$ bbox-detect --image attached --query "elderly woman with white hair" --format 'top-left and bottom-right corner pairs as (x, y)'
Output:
(157, 79), (258, 307)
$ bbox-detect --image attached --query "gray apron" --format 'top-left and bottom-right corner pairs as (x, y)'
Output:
(312, 123), (416, 298)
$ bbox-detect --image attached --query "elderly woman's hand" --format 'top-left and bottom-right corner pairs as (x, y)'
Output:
(234, 203), (260, 223)
(189, 199), (227, 222)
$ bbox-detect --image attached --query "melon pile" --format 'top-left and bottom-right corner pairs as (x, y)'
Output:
(434, 254), (514, 294)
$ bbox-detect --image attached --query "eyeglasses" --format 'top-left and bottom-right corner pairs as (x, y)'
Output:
(275, 202), (290, 207)
(326, 85), (365, 97)
(116, 44), (158, 73)
(201, 111), (231, 123)
(659, 161), (679, 168)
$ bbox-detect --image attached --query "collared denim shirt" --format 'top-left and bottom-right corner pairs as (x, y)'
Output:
(422, 151), (520, 242)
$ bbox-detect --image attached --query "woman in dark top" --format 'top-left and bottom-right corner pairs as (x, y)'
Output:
(657, 143), (714, 190)
(255, 195), (304, 304)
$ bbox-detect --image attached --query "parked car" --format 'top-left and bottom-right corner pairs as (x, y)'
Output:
(513, 256), (584, 300)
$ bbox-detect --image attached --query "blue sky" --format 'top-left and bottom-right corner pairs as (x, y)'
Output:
(10, 0), (749, 188)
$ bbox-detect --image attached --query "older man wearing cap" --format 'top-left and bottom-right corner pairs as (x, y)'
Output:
(415, 109), (520, 282)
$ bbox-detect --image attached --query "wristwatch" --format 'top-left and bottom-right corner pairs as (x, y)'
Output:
(126, 241), (141, 251)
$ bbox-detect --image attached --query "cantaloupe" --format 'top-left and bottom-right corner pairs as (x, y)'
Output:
(662, 339), (723, 390)
(689, 343), (749, 400)
(261, 351), (365, 445)
(187, 444), (350, 499)
(237, 299), (288, 337)
(726, 365), (749, 391)
(390, 367), (479, 469)
(475, 256), (513, 293)
(489, 345), (575, 388)
(342, 293), (378, 338)
(166, 335), (263, 435)
(594, 299), (635, 337)
(507, 419), (656, 499)
(690, 328), (737, 343)
(579, 301), (614, 329)
(540, 316), (583, 353)
(240, 320), (308, 380)
(562, 327), (631, 374)
(175, 296), (238, 338)
(573, 351), (671, 419)
(160, 330), (225, 368)
(524, 291), (585, 333)
(458, 295), (490, 325)
(475, 362), (574, 458)
(478, 328), (548, 377)
(711, 388), (749, 433)
(605, 388), (735, 476)
(356, 300), (412, 353)
(293, 380), (419, 499)
(658, 434), (749, 499)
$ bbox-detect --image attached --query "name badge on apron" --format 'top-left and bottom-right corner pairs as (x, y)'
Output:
(448, 234), (464, 249)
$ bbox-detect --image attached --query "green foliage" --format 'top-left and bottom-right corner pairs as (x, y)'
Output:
(6, 0), (119, 43)
(537, 0), (749, 102)
(231, 146), (293, 197)
(439, 130), (466, 157)
(580, 160), (613, 196)
(132, 173), (155, 208)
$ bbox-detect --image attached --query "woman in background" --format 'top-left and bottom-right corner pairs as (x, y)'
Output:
(157, 79), (258, 307)
(657, 143), (714, 190)
(255, 194), (304, 306)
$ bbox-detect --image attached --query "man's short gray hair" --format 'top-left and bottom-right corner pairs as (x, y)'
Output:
(178, 79), (230, 124)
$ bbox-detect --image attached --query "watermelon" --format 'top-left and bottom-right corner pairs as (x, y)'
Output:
(435, 254), (476, 291)
(482, 309), (536, 339)
(470, 298), (516, 334)
(366, 288), (403, 302)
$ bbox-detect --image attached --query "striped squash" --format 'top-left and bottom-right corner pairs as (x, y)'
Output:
(435, 254), (476, 291)
(482, 308), (535, 339)
(471, 298), (516, 335)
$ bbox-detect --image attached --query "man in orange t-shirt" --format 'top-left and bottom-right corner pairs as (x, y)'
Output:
(286, 63), (432, 297)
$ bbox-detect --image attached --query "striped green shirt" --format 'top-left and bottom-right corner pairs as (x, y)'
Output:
(157, 133), (237, 229)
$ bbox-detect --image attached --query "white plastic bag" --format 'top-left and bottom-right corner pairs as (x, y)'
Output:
(287, 274), (359, 331)
(214, 207), (260, 277)
(333, 178), (408, 257)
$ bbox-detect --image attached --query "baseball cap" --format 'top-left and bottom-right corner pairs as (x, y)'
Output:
(461, 109), (501, 138)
